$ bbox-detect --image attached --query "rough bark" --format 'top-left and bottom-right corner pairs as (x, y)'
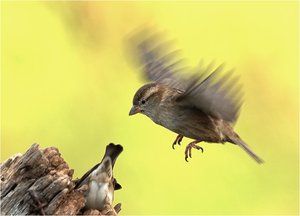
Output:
(0, 144), (120, 215)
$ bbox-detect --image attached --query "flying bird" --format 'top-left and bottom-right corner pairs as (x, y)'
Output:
(128, 30), (263, 163)
(75, 143), (123, 212)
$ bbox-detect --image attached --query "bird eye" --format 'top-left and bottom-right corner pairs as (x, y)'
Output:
(141, 100), (146, 104)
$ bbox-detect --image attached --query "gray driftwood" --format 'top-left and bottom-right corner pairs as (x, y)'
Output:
(0, 144), (120, 215)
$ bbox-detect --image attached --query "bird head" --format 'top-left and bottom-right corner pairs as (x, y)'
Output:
(129, 83), (162, 117)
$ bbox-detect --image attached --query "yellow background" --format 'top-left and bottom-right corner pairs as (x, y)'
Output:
(1, 1), (298, 215)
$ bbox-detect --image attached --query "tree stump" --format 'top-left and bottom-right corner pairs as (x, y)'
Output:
(0, 144), (120, 215)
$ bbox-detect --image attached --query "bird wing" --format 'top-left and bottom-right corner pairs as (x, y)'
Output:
(74, 162), (100, 189)
(128, 30), (243, 123)
(177, 64), (243, 124)
(127, 30), (187, 90)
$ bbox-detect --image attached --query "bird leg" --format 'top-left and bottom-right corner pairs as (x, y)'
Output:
(172, 134), (184, 149)
(185, 140), (204, 162)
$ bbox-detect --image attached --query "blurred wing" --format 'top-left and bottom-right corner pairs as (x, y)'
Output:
(178, 64), (243, 123)
(127, 29), (243, 123)
(128, 30), (187, 90)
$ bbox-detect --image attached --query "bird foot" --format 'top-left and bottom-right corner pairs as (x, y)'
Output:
(172, 134), (183, 149)
(185, 141), (203, 162)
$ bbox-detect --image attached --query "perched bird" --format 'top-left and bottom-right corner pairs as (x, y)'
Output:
(128, 30), (263, 163)
(75, 143), (123, 211)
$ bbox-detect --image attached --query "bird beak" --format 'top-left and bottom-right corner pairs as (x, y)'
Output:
(129, 105), (140, 116)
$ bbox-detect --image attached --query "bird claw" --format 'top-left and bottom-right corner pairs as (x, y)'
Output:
(184, 141), (203, 162)
(172, 134), (183, 149)
(185, 155), (189, 162)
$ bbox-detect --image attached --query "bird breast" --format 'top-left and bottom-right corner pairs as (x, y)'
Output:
(86, 180), (113, 210)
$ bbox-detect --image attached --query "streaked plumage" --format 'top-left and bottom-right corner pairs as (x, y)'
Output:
(128, 30), (263, 163)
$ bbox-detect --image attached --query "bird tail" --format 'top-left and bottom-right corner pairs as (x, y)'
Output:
(229, 134), (264, 164)
(104, 143), (123, 168)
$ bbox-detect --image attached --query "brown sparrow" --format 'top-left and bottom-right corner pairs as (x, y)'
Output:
(128, 31), (263, 163)
(75, 143), (123, 211)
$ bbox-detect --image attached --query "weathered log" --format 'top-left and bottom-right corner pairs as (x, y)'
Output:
(0, 144), (120, 215)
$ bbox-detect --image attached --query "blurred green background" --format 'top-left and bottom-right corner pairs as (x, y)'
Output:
(1, 1), (298, 215)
